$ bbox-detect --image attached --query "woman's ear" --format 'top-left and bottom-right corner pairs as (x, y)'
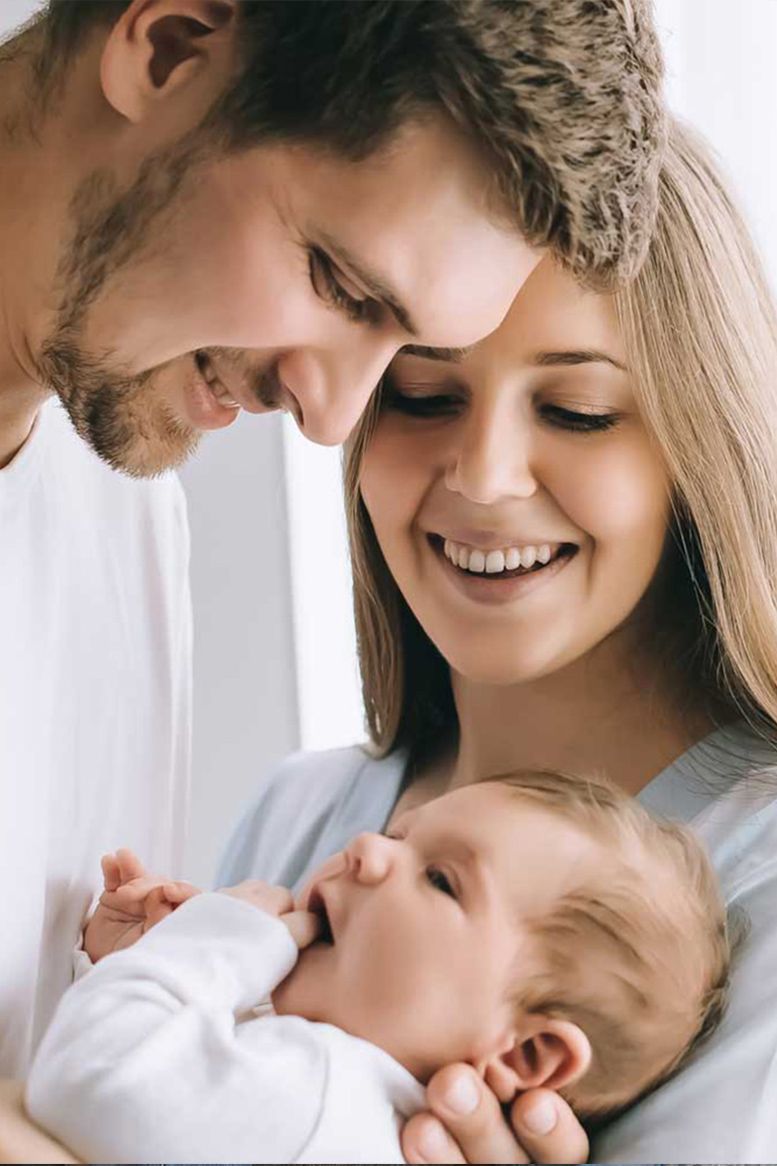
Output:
(481, 1017), (592, 1104)
(100, 0), (236, 125)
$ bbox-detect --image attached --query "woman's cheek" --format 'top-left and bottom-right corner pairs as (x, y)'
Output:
(551, 436), (670, 546)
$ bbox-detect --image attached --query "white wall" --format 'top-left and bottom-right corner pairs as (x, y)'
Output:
(179, 416), (298, 885)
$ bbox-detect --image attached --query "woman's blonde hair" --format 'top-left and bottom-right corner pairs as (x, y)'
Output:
(344, 121), (777, 763)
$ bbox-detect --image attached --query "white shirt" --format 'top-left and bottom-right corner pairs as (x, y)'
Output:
(26, 892), (425, 1165)
(217, 725), (777, 1164)
(0, 400), (191, 1076)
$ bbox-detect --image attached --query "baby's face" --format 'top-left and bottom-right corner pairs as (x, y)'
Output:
(272, 783), (596, 1080)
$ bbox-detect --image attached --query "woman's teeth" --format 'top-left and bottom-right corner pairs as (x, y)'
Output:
(443, 539), (556, 575)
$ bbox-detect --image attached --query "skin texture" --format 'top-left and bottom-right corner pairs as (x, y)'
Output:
(0, 2), (572, 1161)
(0, 0), (537, 476)
(354, 257), (716, 1162)
(360, 257), (698, 800)
(274, 785), (592, 1091)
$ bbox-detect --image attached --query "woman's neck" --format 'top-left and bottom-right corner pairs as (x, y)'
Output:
(447, 630), (716, 797)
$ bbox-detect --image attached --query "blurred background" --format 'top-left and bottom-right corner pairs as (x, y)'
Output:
(3, 0), (777, 883)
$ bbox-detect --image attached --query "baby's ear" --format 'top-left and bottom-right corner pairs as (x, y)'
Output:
(482, 1017), (592, 1103)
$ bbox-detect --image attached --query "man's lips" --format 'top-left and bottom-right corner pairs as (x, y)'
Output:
(196, 351), (303, 426)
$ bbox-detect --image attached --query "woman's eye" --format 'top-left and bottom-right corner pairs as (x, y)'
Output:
(425, 865), (456, 898)
(382, 386), (462, 418)
(308, 248), (378, 326)
(541, 404), (620, 434)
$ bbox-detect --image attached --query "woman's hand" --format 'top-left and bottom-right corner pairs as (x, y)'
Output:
(401, 1065), (588, 1165)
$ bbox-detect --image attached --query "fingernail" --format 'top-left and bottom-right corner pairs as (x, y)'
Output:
(443, 1074), (480, 1115)
(521, 1096), (557, 1136)
(418, 1121), (450, 1160)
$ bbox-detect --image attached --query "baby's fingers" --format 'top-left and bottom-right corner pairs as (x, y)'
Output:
(144, 886), (175, 929)
(281, 909), (321, 949)
(162, 880), (201, 906)
(115, 848), (148, 884)
(101, 853), (121, 892)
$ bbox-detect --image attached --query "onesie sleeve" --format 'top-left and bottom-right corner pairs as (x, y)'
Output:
(26, 894), (326, 1165)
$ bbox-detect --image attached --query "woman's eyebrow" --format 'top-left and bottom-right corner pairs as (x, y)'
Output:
(532, 348), (627, 371)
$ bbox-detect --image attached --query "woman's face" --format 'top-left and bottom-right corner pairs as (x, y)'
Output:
(359, 259), (672, 686)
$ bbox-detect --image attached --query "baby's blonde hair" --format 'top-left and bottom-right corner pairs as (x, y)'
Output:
(495, 770), (730, 1121)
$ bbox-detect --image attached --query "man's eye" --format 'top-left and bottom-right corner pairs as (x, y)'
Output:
(382, 385), (462, 418)
(425, 866), (456, 898)
(541, 404), (620, 434)
(308, 248), (378, 325)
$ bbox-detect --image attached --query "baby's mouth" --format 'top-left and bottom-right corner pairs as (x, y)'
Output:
(307, 886), (335, 945)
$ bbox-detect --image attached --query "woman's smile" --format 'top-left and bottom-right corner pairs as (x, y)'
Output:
(427, 532), (579, 607)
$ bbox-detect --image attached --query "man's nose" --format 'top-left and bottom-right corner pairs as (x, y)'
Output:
(277, 339), (399, 446)
(344, 832), (395, 885)
(445, 404), (539, 504)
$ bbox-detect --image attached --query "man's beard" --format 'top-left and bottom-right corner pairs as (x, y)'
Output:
(35, 137), (207, 478)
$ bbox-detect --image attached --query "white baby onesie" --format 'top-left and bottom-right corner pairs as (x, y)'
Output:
(26, 893), (425, 1165)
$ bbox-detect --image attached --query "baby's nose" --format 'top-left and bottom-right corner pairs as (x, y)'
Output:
(345, 832), (393, 884)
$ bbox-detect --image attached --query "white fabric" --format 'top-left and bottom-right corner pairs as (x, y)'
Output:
(217, 725), (777, 1164)
(26, 892), (425, 1165)
(0, 400), (191, 1077)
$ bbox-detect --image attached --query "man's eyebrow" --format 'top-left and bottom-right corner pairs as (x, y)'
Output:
(316, 231), (419, 337)
(533, 348), (627, 372)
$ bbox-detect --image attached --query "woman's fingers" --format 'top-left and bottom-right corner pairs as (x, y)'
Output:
(409, 1064), (530, 1165)
(510, 1089), (589, 1165)
(402, 1113), (466, 1164)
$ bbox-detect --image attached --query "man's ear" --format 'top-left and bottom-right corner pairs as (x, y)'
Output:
(480, 1017), (592, 1104)
(100, 0), (236, 125)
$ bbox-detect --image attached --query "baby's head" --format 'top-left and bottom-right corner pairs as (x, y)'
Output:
(272, 771), (729, 1120)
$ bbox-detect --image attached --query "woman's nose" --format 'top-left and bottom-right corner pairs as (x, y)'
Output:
(344, 832), (394, 885)
(445, 406), (538, 504)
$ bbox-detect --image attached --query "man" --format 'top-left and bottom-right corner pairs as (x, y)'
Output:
(0, 0), (664, 1161)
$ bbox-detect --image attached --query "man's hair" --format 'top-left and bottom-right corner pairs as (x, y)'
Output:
(494, 769), (732, 1122)
(39, 0), (665, 286)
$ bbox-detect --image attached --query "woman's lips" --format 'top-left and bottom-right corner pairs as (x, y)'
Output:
(428, 533), (578, 606)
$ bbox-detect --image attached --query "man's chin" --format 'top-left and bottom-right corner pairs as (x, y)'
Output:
(72, 399), (201, 480)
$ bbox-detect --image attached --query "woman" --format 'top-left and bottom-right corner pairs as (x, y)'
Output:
(221, 122), (777, 1164)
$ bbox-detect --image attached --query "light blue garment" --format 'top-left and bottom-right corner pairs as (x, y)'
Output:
(218, 724), (777, 1164)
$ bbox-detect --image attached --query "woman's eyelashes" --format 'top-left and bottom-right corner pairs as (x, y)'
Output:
(382, 384), (463, 418)
(308, 246), (380, 326)
(540, 404), (620, 434)
(384, 384), (620, 433)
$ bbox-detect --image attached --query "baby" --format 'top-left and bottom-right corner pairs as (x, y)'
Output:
(26, 770), (730, 1165)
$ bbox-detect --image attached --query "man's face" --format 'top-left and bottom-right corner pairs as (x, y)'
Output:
(38, 117), (538, 477)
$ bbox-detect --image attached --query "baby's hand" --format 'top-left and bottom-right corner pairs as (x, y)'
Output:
(83, 848), (201, 963)
(219, 880), (320, 949)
